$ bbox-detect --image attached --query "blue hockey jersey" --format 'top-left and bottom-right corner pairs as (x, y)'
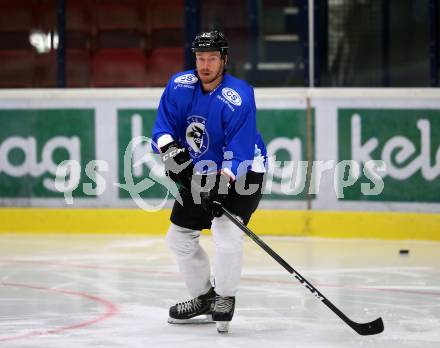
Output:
(152, 70), (267, 179)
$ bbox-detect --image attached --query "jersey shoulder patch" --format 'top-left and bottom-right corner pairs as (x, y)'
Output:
(221, 87), (242, 106)
(173, 73), (198, 85)
(220, 74), (254, 108)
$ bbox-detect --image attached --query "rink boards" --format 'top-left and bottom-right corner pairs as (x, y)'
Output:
(0, 88), (439, 239)
(1, 208), (439, 241)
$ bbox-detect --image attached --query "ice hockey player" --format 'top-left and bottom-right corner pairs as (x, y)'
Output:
(152, 30), (267, 333)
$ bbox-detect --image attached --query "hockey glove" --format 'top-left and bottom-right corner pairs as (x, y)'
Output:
(200, 172), (232, 217)
(160, 140), (194, 188)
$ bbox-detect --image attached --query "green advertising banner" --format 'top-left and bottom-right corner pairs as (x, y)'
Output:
(118, 109), (172, 200)
(0, 109), (95, 198)
(1, 90), (439, 212)
(338, 108), (440, 202)
(258, 109), (313, 200)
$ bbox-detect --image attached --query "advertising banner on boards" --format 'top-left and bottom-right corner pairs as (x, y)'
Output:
(1, 89), (439, 212)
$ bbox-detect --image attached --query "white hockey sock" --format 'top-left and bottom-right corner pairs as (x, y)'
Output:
(166, 223), (212, 298)
(211, 215), (244, 297)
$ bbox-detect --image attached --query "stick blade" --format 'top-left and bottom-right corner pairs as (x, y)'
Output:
(353, 317), (384, 336)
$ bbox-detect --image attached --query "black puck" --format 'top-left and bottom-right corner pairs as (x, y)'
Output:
(399, 249), (409, 255)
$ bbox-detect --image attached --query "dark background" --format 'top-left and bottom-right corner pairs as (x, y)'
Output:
(0, 0), (438, 88)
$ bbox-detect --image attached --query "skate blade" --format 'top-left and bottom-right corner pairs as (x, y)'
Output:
(216, 321), (230, 334)
(168, 314), (214, 325)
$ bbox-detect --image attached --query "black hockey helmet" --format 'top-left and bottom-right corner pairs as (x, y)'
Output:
(191, 30), (228, 57)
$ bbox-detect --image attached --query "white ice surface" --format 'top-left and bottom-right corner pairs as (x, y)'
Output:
(0, 234), (439, 348)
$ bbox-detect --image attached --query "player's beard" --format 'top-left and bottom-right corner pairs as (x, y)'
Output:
(198, 63), (225, 87)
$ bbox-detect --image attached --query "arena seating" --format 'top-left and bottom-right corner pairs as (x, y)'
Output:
(0, 0), (186, 87)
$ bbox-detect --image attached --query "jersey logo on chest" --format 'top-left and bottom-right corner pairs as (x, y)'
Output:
(186, 115), (209, 157)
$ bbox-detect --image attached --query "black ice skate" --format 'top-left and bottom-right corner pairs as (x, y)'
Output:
(212, 294), (235, 333)
(168, 288), (216, 324)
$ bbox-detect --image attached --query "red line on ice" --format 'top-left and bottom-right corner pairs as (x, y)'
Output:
(0, 282), (118, 342)
(2, 258), (439, 297)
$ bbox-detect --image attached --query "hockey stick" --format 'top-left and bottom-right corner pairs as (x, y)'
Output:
(221, 206), (384, 336)
(176, 175), (383, 335)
